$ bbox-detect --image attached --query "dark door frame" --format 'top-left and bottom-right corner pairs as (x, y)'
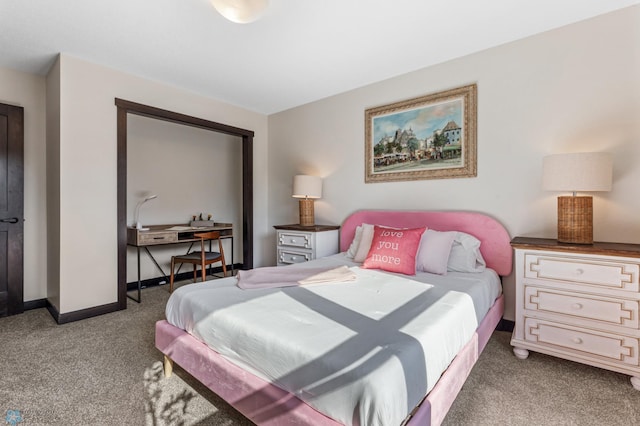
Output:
(115, 99), (254, 310)
(0, 103), (24, 317)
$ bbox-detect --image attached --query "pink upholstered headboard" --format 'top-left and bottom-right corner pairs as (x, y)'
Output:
(340, 210), (513, 276)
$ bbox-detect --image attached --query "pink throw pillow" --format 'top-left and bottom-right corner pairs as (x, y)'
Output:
(362, 226), (426, 275)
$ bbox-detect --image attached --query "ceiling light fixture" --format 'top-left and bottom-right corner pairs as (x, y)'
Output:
(210, 0), (269, 24)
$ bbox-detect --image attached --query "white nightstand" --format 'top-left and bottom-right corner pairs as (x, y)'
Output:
(274, 224), (340, 266)
(510, 237), (640, 390)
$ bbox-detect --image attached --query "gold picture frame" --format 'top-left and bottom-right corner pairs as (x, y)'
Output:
(365, 84), (477, 183)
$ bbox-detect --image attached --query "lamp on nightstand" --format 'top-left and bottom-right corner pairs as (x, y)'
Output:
(543, 152), (612, 244)
(292, 175), (322, 226)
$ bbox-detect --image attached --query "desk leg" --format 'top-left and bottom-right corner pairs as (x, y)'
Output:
(144, 247), (170, 283)
(127, 247), (142, 303)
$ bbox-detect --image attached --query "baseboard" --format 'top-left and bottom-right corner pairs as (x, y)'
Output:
(46, 299), (123, 325)
(126, 263), (243, 291)
(496, 318), (515, 332)
(35, 264), (241, 324)
(24, 298), (47, 311)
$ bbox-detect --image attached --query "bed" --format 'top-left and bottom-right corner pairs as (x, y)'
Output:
(156, 210), (512, 425)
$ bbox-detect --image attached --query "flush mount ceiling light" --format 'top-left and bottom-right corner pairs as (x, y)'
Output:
(211, 0), (269, 24)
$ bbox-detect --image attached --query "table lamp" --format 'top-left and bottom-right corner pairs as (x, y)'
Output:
(134, 194), (158, 230)
(542, 152), (612, 244)
(292, 175), (322, 226)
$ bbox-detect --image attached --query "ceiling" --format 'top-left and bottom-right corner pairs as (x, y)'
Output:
(1, 0), (638, 114)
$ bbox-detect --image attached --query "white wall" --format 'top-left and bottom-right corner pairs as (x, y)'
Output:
(52, 54), (269, 314)
(0, 67), (47, 303)
(268, 6), (640, 320)
(126, 115), (243, 282)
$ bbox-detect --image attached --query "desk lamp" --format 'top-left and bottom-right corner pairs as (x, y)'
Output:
(292, 175), (322, 226)
(543, 152), (612, 244)
(134, 194), (158, 231)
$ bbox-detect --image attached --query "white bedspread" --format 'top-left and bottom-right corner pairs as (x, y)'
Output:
(165, 254), (501, 426)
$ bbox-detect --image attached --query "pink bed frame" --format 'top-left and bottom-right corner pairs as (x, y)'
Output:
(156, 210), (513, 426)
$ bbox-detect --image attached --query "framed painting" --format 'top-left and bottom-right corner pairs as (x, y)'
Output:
(365, 84), (477, 183)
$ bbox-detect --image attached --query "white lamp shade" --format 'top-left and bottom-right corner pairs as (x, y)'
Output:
(542, 152), (612, 192)
(210, 0), (269, 23)
(292, 175), (322, 199)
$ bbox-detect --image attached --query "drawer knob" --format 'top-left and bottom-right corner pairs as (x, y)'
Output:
(575, 268), (584, 275)
(291, 239), (296, 243)
(572, 337), (583, 344)
(291, 256), (296, 260)
(571, 303), (583, 310)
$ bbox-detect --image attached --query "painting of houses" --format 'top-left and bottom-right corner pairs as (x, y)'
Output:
(365, 84), (477, 182)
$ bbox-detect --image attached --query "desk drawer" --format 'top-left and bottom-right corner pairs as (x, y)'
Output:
(138, 232), (177, 245)
(524, 253), (639, 293)
(278, 231), (313, 249)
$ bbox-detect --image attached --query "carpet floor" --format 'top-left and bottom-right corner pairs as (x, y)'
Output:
(1, 284), (639, 425)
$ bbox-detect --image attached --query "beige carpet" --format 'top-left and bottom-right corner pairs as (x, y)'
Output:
(1, 284), (638, 425)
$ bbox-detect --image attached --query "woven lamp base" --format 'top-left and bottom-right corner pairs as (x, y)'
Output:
(298, 199), (315, 226)
(557, 196), (593, 244)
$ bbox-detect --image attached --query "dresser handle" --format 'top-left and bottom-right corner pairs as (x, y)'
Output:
(575, 268), (584, 275)
(571, 303), (583, 310)
(291, 239), (296, 243)
(291, 256), (296, 261)
(572, 337), (583, 344)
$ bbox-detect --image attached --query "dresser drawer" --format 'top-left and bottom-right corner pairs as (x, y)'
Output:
(525, 253), (639, 293)
(524, 318), (639, 367)
(525, 286), (639, 329)
(278, 249), (312, 265)
(138, 232), (178, 245)
(278, 231), (313, 249)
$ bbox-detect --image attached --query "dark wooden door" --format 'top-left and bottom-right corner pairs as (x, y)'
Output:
(0, 103), (24, 317)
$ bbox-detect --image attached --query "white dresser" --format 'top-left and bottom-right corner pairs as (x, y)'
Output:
(274, 224), (340, 266)
(511, 237), (640, 390)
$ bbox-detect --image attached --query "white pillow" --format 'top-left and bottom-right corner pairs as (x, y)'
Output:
(447, 232), (486, 272)
(353, 223), (375, 263)
(416, 229), (456, 275)
(346, 225), (363, 258)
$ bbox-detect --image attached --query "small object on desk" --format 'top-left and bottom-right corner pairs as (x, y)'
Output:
(208, 214), (212, 221)
(166, 226), (194, 231)
(198, 213), (203, 220)
(134, 194), (158, 231)
(192, 215), (197, 221)
(191, 220), (216, 227)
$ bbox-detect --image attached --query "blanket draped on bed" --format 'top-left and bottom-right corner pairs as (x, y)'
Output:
(236, 265), (357, 289)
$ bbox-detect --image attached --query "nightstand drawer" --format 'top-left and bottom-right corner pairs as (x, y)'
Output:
(138, 232), (178, 245)
(524, 318), (639, 367)
(525, 286), (639, 328)
(278, 231), (313, 249)
(525, 253), (639, 293)
(278, 249), (312, 265)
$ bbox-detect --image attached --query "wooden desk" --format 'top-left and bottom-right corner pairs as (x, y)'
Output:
(127, 223), (233, 302)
